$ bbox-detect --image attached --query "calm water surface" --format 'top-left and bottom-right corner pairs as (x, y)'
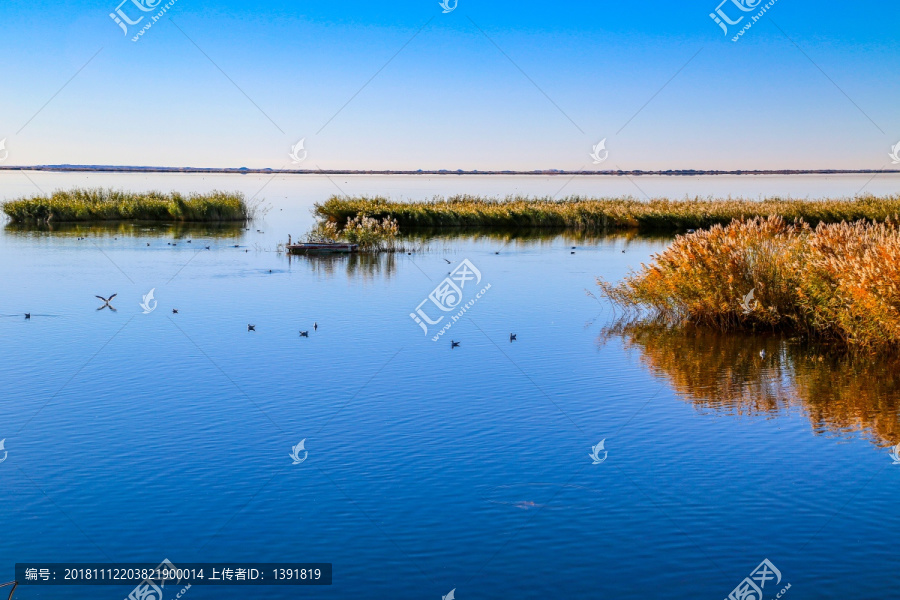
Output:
(1, 174), (898, 599)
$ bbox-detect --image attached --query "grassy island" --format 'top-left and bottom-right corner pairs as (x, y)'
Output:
(315, 194), (900, 232)
(2, 188), (249, 222)
(599, 216), (900, 351)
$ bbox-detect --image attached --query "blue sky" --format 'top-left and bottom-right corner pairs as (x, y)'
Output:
(1, 0), (898, 170)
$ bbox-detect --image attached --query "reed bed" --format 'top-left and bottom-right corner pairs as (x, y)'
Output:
(2, 188), (250, 222)
(598, 216), (900, 350)
(307, 215), (402, 252)
(315, 194), (900, 231)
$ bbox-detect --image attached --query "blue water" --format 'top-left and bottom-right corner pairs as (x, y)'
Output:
(2, 174), (899, 599)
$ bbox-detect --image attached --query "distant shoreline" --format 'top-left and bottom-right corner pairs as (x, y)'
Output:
(1, 166), (899, 176)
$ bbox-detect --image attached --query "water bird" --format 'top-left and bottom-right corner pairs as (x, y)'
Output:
(300, 331), (309, 337)
(146, 243), (150, 246)
(571, 246), (576, 249)
(205, 246), (211, 250)
(187, 240), (191, 243)
(172, 309), (178, 314)
(444, 259), (451, 264)
(95, 294), (118, 311)
(233, 245), (240, 248)
(571, 251), (575, 254)
(24, 313), (30, 320)
(510, 334), (516, 342)
(248, 325), (256, 331)
(451, 340), (460, 348)
(495, 251), (500, 254)
(314, 322), (318, 331)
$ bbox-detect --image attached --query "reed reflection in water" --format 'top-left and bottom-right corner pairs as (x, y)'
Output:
(601, 321), (900, 447)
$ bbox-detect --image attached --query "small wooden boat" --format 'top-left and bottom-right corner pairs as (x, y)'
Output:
(286, 242), (359, 254)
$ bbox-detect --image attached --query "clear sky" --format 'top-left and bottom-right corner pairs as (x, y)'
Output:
(1, 0), (898, 170)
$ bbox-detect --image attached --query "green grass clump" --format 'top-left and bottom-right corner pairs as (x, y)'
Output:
(315, 194), (900, 231)
(2, 188), (250, 222)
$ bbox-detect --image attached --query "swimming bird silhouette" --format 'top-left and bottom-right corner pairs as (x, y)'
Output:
(248, 325), (256, 331)
(146, 243), (150, 246)
(444, 258), (451, 264)
(300, 331), (309, 337)
(314, 322), (318, 331)
(510, 334), (516, 342)
(96, 294), (117, 311)
(205, 246), (211, 250)
(172, 309), (178, 314)
(24, 313), (30, 320)
(451, 340), (460, 348)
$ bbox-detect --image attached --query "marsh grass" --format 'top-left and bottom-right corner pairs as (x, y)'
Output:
(2, 188), (250, 222)
(599, 216), (900, 350)
(315, 194), (900, 231)
(307, 215), (403, 252)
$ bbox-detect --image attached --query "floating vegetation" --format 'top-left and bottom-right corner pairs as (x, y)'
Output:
(315, 194), (900, 231)
(307, 215), (402, 252)
(598, 216), (900, 351)
(2, 188), (250, 223)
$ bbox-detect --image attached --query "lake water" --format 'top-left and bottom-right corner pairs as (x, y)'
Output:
(1, 173), (899, 599)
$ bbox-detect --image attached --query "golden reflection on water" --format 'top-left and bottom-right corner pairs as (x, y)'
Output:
(601, 321), (900, 447)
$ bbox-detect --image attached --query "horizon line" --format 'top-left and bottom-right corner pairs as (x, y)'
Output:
(1, 166), (899, 176)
